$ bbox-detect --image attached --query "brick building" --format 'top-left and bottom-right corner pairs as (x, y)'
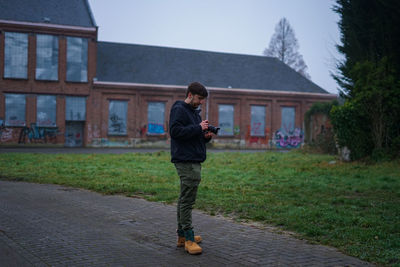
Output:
(0, 0), (336, 148)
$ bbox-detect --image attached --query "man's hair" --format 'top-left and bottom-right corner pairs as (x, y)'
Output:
(186, 82), (208, 98)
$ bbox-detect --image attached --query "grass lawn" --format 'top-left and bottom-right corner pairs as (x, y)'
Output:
(0, 150), (399, 266)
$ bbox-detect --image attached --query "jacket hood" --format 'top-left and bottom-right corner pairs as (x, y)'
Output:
(172, 100), (201, 113)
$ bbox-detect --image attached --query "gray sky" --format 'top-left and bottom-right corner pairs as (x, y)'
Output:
(88, 0), (343, 94)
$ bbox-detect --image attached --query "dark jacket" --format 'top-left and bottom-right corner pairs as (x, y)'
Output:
(169, 100), (210, 163)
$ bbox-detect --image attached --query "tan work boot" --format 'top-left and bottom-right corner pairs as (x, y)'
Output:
(177, 235), (202, 247)
(182, 229), (202, 254)
(185, 240), (202, 255)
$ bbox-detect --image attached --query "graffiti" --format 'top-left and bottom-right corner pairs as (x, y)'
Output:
(0, 126), (14, 142)
(251, 122), (263, 136)
(139, 125), (147, 136)
(18, 124), (61, 144)
(109, 113), (126, 134)
(274, 128), (304, 148)
(245, 125), (270, 145)
(91, 138), (131, 147)
(5, 119), (25, 126)
(218, 122), (232, 135)
(87, 124), (100, 139)
(65, 122), (83, 147)
(234, 125), (240, 135)
(148, 123), (165, 134)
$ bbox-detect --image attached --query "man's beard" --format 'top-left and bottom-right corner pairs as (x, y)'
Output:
(190, 99), (200, 109)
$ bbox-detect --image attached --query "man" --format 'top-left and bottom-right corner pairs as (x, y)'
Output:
(169, 82), (212, 255)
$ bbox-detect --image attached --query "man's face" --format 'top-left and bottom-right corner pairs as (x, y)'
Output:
(188, 93), (206, 109)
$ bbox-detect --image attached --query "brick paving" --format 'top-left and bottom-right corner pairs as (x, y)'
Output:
(0, 180), (373, 266)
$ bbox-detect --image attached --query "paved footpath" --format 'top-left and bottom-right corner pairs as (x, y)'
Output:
(0, 181), (372, 267)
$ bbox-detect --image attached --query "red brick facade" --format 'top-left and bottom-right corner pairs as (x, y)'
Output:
(0, 20), (336, 148)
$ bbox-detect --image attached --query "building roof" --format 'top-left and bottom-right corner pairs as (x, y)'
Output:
(0, 0), (96, 28)
(96, 42), (329, 94)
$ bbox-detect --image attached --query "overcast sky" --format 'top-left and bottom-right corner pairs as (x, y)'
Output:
(88, 0), (343, 94)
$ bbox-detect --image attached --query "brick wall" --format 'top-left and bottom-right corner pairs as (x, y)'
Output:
(0, 21), (336, 148)
(0, 20), (96, 144)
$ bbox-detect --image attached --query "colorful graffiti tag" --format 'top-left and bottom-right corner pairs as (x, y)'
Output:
(245, 125), (270, 145)
(148, 123), (165, 134)
(274, 128), (304, 148)
(0, 124), (13, 142)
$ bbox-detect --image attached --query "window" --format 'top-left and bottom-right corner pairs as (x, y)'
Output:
(66, 96), (86, 121)
(108, 100), (128, 135)
(5, 94), (26, 126)
(218, 104), (234, 136)
(281, 107), (295, 134)
(36, 34), (58, 81)
(251, 105), (266, 136)
(66, 37), (88, 82)
(4, 32), (28, 79)
(37, 95), (56, 127)
(147, 102), (165, 134)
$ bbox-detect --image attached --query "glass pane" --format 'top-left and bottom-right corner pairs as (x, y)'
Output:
(66, 96), (86, 121)
(66, 37), (88, 82)
(251, 105), (266, 136)
(4, 32), (28, 79)
(108, 100), (128, 135)
(36, 34), (58, 80)
(37, 95), (56, 127)
(5, 94), (26, 126)
(147, 102), (165, 134)
(281, 107), (295, 134)
(218, 104), (234, 136)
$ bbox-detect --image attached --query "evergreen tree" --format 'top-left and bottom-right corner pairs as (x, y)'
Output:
(332, 0), (400, 159)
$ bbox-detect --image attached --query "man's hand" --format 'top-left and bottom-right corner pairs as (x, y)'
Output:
(204, 131), (213, 139)
(200, 120), (209, 131)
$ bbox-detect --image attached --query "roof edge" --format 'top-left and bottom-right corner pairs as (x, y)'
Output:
(93, 81), (337, 98)
(0, 19), (97, 32)
(84, 0), (97, 27)
(97, 40), (278, 60)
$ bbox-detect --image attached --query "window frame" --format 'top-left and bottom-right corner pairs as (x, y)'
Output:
(281, 106), (296, 134)
(65, 96), (86, 121)
(36, 95), (57, 127)
(35, 34), (59, 81)
(250, 105), (266, 137)
(107, 100), (128, 136)
(5, 94), (26, 127)
(66, 36), (88, 83)
(147, 101), (166, 135)
(218, 104), (235, 136)
(4, 32), (28, 79)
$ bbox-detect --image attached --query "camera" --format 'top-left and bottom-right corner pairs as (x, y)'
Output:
(207, 125), (220, 135)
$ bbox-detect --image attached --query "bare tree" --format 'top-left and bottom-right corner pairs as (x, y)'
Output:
(264, 17), (311, 79)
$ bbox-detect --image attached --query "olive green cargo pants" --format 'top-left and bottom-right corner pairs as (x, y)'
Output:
(174, 162), (202, 231)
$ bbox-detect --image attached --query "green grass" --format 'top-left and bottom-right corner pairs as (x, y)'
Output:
(0, 150), (399, 266)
